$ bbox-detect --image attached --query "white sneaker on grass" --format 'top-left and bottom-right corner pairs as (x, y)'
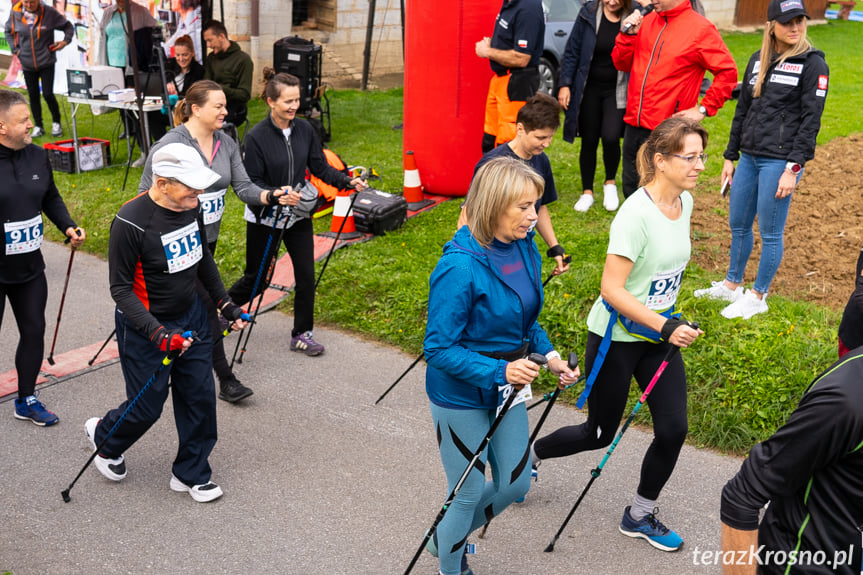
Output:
(574, 194), (594, 212)
(603, 183), (620, 211)
(694, 280), (743, 302)
(721, 289), (768, 319)
(170, 474), (223, 502)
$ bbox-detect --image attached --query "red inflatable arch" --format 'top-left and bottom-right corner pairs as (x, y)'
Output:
(403, 0), (500, 197)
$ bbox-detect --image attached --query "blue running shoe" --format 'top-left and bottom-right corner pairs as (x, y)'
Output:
(618, 506), (683, 552)
(14, 393), (59, 426)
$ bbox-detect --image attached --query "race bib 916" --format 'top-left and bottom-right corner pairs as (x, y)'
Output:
(199, 188), (227, 226)
(161, 221), (202, 274)
(5, 215), (43, 255)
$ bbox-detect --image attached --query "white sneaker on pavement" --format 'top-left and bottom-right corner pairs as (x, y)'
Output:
(574, 194), (595, 212)
(721, 289), (769, 319)
(694, 280), (744, 303)
(170, 474), (223, 502)
(603, 183), (620, 211)
(85, 417), (127, 481)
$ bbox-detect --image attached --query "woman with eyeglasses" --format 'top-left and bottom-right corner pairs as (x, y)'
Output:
(532, 117), (705, 553)
(694, 0), (828, 319)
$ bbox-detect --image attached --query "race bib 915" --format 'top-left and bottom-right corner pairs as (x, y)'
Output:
(161, 221), (202, 274)
(199, 188), (227, 226)
(5, 215), (43, 255)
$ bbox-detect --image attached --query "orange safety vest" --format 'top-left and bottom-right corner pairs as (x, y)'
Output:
(309, 148), (349, 202)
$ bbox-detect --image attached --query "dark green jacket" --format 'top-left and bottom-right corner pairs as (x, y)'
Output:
(204, 40), (253, 115)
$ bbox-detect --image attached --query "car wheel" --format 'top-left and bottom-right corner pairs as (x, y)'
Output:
(538, 55), (558, 97)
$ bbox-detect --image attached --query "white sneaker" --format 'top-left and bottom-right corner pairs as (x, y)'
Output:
(574, 194), (595, 212)
(131, 154), (146, 168)
(85, 417), (127, 481)
(721, 289), (768, 319)
(51, 122), (63, 137)
(694, 280), (743, 302)
(603, 183), (620, 211)
(170, 474), (223, 502)
(30, 126), (45, 138)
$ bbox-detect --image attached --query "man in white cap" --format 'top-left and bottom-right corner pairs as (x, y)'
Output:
(85, 142), (247, 502)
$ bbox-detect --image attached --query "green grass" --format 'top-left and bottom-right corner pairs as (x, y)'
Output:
(24, 19), (863, 454)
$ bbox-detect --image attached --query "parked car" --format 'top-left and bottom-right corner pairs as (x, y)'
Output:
(540, 0), (583, 96)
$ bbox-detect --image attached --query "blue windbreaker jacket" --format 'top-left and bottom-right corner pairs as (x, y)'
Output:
(424, 226), (553, 409)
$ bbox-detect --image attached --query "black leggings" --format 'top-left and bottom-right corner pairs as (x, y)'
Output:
(22, 66), (62, 129)
(621, 124), (653, 199)
(228, 217), (315, 337)
(534, 332), (688, 500)
(0, 273), (48, 397)
(578, 82), (624, 192)
(195, 240), (232, 383)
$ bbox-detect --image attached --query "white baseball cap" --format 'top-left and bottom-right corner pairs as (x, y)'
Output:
(151, 142), (220, 191)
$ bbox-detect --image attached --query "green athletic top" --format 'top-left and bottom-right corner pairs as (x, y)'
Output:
(586, 188), (692, 342)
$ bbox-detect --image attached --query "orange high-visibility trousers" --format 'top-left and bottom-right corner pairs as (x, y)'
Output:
(483, 73), (526, 149)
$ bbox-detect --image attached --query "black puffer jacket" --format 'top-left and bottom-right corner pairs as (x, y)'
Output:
(724, 48), (829, 167)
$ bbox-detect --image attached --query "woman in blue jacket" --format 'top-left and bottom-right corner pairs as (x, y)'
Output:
(560, 0), (630, 214)
(423, 156), (579, 575)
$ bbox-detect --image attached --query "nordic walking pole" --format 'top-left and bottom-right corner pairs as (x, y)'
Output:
(480, 352), (579, 540)
(47, 230), (82, 365)
(314, 184), (363, 291)
(403, 353), (549, 575)
(375, 352), (423, 405)
(230, 205), (285, 368)
(543, 324), (698, 553)
(542, 255), (572, 288)
(88, 329), (116, 366)
(61, 331), (195, 503)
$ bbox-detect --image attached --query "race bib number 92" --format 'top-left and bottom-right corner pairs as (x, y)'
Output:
(5, 215), (43, 255)
(162, 221), (202, 274)
(644, 264), (685, 310)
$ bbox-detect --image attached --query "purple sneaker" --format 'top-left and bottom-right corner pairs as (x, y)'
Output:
(290, 331), (325, 356)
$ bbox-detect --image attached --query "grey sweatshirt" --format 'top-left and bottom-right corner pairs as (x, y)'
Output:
(138, 124), (266, 243)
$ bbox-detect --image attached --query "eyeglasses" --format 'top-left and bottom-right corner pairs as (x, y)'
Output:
(671, 153), (709, 165)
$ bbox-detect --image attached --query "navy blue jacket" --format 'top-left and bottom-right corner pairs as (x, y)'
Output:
(559, 0), (628, 142)
(424, 225), (553, 410)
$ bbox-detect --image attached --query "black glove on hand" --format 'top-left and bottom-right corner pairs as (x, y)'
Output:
(152, 326), (188, 352)
(660, 318), (688, 342)
(546, 244), (566, 259)
(265, 189), (280, 205)
(219, 300), (245, 323)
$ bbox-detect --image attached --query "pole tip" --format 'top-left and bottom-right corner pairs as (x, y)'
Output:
(47, 357), (55, 366)
(61, 490), (71, 503)
(544, 543), (555, 553)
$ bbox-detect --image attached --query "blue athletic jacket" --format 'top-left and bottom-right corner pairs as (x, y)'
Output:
(424, 225), (553, 409)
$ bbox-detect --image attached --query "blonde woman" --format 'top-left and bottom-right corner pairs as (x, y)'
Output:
(694, 0), (828, 319)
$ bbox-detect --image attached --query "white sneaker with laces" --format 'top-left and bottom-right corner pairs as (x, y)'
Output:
(85, 417), (127, 481)
(573, 194), (594, 212)
(51, 122), (63, 137)
(721, 289), (768, 319)
(30, 126), (45, 138)
(603, 183), (620, 211)
(694, 280), (743, 302)
(170, 474), (223, 502)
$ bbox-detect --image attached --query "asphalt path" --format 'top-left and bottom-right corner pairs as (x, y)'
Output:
(0, 242), (745, 574)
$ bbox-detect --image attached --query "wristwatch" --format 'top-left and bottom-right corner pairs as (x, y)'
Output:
(698, 105), (708, 117)
(785, 161), (802, 174)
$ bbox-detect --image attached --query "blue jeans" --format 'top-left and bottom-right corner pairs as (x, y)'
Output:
(430, 401), (531, 575)
(726, 153), (800, 294)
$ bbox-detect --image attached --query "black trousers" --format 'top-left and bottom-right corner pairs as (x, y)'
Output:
(534, 331), (688, 500)
(22, 66), (62, 129)
(0, 273), (48, 397)
(578, 82), (624, 192)
(228, 217), (315, 337)
(621, 124), (653, 198)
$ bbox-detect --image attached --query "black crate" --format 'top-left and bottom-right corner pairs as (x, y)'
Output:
(274, 35), (322, 115)
(44, 138), (112, 173)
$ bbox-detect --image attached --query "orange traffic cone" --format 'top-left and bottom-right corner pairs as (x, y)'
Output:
(403, 150), (433, 211)
(321, 187), (364, 240)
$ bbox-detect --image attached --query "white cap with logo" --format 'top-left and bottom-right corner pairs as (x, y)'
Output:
(151, 142), (220, 191)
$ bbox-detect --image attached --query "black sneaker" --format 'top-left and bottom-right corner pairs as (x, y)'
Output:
(218, 377), (253, 403)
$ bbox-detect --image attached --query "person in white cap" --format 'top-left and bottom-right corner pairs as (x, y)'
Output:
(84, 142), (247, 503)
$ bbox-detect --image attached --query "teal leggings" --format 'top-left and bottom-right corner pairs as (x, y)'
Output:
(430, 401), (531, 575)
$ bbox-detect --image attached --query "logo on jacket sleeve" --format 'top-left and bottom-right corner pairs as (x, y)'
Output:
(816, 75), (828, 97)
(517, 39), (528, 49)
